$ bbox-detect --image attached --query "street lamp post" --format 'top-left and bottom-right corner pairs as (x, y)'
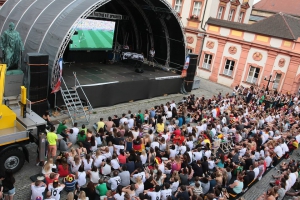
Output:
(264, 74), (275, 91)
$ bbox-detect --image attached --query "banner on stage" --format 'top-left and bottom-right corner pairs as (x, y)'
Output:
(51, 58), (63, 94)
(181, 55), (190, 77)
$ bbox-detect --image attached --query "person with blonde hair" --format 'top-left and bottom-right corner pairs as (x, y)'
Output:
(135, 176), (144, 196)
(71, 155), (81, 173)
(78, 191), (89, 200)
(66, 192), (75, 200)
(42, 158), (56, 175)
(93, 149), (106, 168)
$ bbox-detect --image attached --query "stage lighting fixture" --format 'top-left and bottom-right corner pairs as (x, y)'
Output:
(69, 40), (73, 44)
(74, 31), (78, 35)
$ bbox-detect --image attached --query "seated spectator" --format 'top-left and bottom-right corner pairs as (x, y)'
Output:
(58, 158), (69, 177)
(48, 179), (65, 200)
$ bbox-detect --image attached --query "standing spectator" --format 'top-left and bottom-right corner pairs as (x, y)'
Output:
(30, 180), (46, 200)
(2, 170), (16, 200)
(47, 126), (58, 159)
(149, 47), (155, 68)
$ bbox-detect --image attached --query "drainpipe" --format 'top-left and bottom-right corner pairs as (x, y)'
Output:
(200, 0), (208, 31)
(197, 0), (209, 66)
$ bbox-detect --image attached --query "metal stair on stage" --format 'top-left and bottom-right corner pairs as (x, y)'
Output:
(60, 72), (93, 125)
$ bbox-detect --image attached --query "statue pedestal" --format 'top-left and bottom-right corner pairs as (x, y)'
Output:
(4, 70), (24, 96)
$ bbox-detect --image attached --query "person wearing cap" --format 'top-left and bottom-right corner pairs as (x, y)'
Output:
(63, 174), (76, 192)
(31, 180), (46, 200)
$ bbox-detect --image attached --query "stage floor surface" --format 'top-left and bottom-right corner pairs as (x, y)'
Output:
(63, 62), (178, 86)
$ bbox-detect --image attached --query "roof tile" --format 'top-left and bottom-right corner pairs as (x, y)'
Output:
(253, 0), (300, 17)
(207, 13), (300, 40)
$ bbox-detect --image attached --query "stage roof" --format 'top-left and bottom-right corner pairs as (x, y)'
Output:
(0, 0), (186, 87)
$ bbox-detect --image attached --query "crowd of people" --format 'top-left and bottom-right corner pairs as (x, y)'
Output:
(25, 84), (300, 200)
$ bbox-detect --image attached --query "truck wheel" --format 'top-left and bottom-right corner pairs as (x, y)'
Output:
(0, 148), (25, 173)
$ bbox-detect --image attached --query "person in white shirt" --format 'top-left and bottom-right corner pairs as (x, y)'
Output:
(31, 180), (47, 200)
(192, 148), (202, 162)
(204, 149), (211, 159)
(108, 171), (121, 191)
(274, 143), (283, 158)
(211, 106), (217, 118)
(128, 114), (135, 129)
(151, 137), (160, 150)
(253, 162), (259, 180)
(111, 155), (121, 170)
(239, 144), (247, 157)
(147, 186), (161, 200)
(207, 157), (215, 170)
(48, 180), (65, 200)
(114, 186), (125, 200)
(119, 114), (128, 126)
(131, 169), (146, 183)
(161, 183), (172, 200)
(170, 100), (176, 111)
(280, 139), (289, 156)
(178, 143), (187, 155)
(171, 177), (180, 193)
(265, 152), (273, 168)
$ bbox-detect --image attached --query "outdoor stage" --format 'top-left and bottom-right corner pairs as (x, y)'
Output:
(57, 62), (182, 108)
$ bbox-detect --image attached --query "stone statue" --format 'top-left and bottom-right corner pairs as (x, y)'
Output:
(0, 22), (24, 70)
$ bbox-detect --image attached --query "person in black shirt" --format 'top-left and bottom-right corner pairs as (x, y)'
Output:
(192, 160), (203, 177)
(144, 176), (155, 190)
(105, 132), (114, 145)
(112, 115), (120, 128)
(202, 156), (209, 175)
(113, 132), (124, 145)
(244, 153), (253, 171)
(135, 155), (143, 170)
(242, 165), (255, 189)
(175, 185), (189, 200)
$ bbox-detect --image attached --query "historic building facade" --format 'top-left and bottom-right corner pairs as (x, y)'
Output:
(166, 0), (254, 54)
(198, 13), (300, 93)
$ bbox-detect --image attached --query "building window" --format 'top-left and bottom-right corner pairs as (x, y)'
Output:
(228, 9), (235, 21)
(174, 0), (183, 13)
(247, 66), (260, 84)
(217, 6), (224, 19)
(223, 59), (235, 76)
(203, 54), (212, 70)
(192, 1), (202, 16)
(273, 73), (282, 90)
(187, 48), (193, 53)
(238, 12), (244, 23)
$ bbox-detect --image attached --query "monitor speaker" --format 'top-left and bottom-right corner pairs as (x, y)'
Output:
(31, 99), (48, 116)
(184, 54), (198, 92)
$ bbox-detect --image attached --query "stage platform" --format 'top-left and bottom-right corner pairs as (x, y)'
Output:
(57, 62), (182, 108)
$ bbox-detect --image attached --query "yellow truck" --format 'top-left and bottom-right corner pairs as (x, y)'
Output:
(0, 64), (46, 172)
